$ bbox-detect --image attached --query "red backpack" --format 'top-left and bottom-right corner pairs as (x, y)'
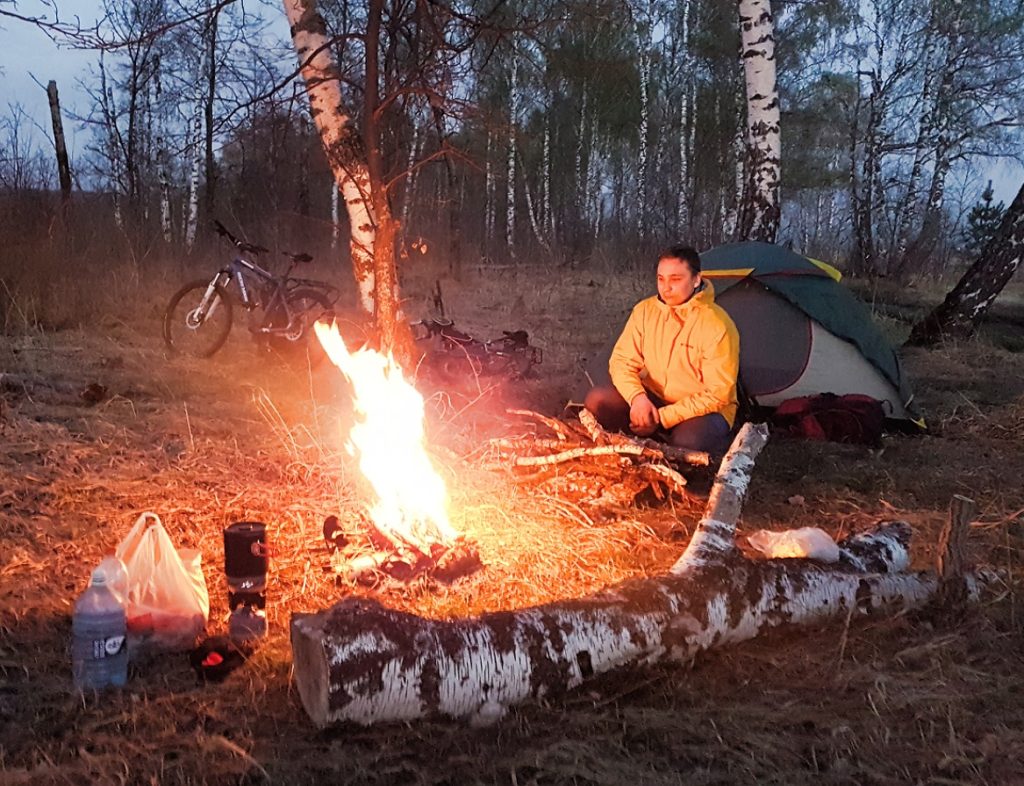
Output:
(772, 393), (886, 446)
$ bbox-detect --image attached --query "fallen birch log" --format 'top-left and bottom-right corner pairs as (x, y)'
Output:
(290, 424), (990, 727)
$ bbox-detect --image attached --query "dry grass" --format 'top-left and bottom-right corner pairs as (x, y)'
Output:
(2, 265), (1024, 784)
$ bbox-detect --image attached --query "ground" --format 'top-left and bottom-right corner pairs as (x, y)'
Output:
(1, 265), (1023, 785)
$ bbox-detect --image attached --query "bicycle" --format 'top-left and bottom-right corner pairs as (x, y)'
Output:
(162, 220), (340, 361)
(411, 318), (542, 383)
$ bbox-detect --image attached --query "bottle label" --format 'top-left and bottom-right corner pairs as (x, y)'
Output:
(92, 635), (126, 659)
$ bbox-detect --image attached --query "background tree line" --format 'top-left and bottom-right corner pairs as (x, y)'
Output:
(1, 0), (1023, 308)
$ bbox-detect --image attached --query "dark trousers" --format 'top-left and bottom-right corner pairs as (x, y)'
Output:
(583, 385), (732, 455)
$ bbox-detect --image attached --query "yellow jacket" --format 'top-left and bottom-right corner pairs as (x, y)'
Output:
(609, 281), (740, 428)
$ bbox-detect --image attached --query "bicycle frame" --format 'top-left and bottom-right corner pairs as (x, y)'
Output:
(197, 254), (319, 338)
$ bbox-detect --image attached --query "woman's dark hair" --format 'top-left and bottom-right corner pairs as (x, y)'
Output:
(658, 245), (701, 275)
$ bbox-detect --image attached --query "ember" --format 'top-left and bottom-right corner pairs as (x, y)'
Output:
(323, 514), (481, 586)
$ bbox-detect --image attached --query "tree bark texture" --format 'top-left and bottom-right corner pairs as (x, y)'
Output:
(506, 42), (519, 254)
(45, 81), (72, 205)
(284, 0), (375, 317)
(153, 60), (172, 243)
(202, 4), (220, 225)
(675, 0), (693, 236)
(907, 180), (1024, 344)
(890, 8), (940, 273)
(850, 71), (884, 276)
(363, 0), (416, 363)
(634, 3), (653, 240)
(184, 46), (206, 252)
(901, 1), (966, 274)
(737, 0), (780, 243)
(290, 424), (987, 727)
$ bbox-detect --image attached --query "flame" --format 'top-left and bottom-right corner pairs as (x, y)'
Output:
(314, 320), (457, 552)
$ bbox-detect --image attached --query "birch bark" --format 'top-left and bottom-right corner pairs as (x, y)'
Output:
(290, 424), (990, 727)
(676, 0), (693, 236)
(283, 0), (376, 315)
(908, 180), (1024, 344)
(634, 2), (653, 239)
(153, 60), (172, 243)
(737, 0), (781, 242)
(506, 42), (519, 255)
(183, 43), (206, 251)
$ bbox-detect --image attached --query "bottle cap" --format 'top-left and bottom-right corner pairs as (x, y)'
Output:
(90, 567), (109, 586)
(96, 556), (129, 601)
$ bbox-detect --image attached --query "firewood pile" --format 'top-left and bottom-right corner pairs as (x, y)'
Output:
(487, 408), (711, 508)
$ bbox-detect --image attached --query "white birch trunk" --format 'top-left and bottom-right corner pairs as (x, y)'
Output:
(184, 103), (203, 250)
(519, 148), (551, 253)
(485, 130), (495, 251)
(676, 0), (693, 236)
(543, 107), (553, 237)
(183, 43), (206, 252)
(154, 60), (172, 243)
(738, 0), (781, 242)
(909, 180), (1024, 343)
(290, 424), (989, 727)
(892, 13), (939, 265)
(635, 4), (653, 239)
(98, 55), (125, 230)
(576, 90), (587, 222)
(284, 0), (375, 315)
(331, 180), (340, 249)
(916, 15), (963, 253)
(588, 125), (600, 237)
(506, 44), (519, 255)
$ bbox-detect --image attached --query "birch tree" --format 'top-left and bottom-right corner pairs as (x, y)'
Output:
(908, 180), (1024, 344)
(633, 0), (654, 240)
(736, 0), (780, 242)
(506, 40), (519, 254)
(284, 0), (415, 361)
(675, 0), (694, 236)
(282, 0), (377, 318)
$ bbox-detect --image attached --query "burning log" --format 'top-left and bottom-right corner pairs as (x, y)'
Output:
(324, 514), (482, 586)
(290, 424), (993, 727)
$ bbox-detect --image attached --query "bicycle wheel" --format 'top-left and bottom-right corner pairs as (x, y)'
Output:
(163, 278), (234, 358)
(266, 288), (333, 368)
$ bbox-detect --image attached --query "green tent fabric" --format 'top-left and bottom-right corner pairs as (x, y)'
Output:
(700, 241), (918, 422)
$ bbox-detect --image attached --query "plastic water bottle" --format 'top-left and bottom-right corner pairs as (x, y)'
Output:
(72, 566), (128, 691)
(95, 556), (129, 604)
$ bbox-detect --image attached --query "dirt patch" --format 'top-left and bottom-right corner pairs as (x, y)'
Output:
(1, 270), (1023, 784)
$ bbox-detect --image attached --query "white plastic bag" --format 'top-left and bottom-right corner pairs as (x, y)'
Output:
(746, 527), (840, 562)
(114, 512), (209, 651)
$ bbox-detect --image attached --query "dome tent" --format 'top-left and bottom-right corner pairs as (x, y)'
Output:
(699, 241), (922, 427)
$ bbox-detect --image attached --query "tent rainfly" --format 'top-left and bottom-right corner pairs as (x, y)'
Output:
(699, 241), (922, 427)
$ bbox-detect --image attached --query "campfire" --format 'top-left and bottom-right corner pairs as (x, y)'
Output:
(313, 320), (480, 584)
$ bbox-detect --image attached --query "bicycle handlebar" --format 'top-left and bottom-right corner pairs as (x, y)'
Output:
(213, 219), (269, 256)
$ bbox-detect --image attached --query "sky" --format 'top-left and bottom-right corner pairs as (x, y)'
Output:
(1, 0), (1021, 206)
(0, 3), (102, 162)
(0, 0), (293, 162)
